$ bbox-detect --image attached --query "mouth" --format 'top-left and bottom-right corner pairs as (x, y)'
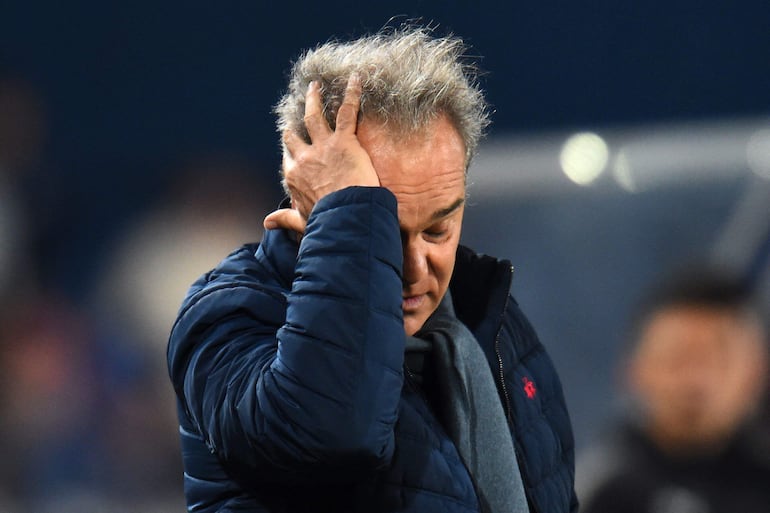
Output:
(402, 294), (425, 312)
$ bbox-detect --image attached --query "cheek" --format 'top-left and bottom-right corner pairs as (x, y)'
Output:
(428, 246), (457, 286)
(632, 365), (674, 404)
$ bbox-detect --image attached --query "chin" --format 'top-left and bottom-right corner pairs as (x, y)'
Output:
(403, 316), (424, 337)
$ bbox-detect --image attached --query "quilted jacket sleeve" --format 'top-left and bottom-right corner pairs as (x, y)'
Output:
(168, 187), (405, 484)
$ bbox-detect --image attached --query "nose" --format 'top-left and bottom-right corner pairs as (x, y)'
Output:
(668, 358), (715, 403)
(402, 237), (428, 286)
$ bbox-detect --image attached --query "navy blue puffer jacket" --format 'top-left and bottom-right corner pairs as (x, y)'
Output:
(168, 187), (577, 512)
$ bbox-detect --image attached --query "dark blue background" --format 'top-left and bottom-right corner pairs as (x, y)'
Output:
(2, 0), (768, 476)
(4, 1), (769, 183)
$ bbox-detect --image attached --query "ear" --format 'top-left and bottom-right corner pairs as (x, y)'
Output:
(741, 326), (770, 403)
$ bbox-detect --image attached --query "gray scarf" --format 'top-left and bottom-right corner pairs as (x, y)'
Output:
(406, 293), (529, 513)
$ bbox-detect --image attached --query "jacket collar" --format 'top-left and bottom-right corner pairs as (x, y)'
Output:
(450, 245), (514, 346)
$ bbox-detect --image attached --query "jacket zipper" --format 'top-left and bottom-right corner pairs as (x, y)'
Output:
(494, 265), (515, 426)
(494, 265), (541, 513)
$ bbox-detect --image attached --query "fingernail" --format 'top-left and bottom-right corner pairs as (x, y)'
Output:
(264, 219), (277, 230)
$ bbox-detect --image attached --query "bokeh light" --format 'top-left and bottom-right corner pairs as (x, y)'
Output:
(559, 132), (609, 186)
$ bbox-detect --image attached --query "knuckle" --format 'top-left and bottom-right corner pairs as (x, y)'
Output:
(281, 158), (296, 175)
(293, 152), (312, 168)
(303, 112), (322, 124)
(337, 103), (355, 117)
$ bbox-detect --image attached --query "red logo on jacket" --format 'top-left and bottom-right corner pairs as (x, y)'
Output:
(522, 377), (537, 399)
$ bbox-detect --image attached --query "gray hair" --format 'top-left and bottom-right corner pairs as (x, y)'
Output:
(274, 25), (490, 168)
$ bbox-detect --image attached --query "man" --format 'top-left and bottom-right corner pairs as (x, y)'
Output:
(168, 26), (577, 513)
(578, 268), (770, 513)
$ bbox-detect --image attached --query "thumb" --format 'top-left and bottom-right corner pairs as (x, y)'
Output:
(263, 208), (307, 234)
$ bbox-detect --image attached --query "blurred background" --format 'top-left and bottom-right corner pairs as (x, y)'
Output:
(1, 1), (768, 511)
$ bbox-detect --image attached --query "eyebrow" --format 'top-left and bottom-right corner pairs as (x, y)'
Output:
(430, 198), (465, 221)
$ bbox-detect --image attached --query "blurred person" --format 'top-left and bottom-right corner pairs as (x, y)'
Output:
(94, 154), (275, 355)
(0, 77), (45, 173)
(89, 155), (277, 508)
(0, 75), (78, 300)
(0, 76), (47, 300)
(0, 168), (27, 298)
(577, 267), (770, 513)
(0, 78), (90, 509)
(168, 25), (577, 513)
(0, 297), (183, 513)
(0, 73), (193, 512)
(0, 293), (102, 509)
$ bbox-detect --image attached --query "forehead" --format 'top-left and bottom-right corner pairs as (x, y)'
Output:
(638, 306), (748, 358)
(356, 115), (467, 213)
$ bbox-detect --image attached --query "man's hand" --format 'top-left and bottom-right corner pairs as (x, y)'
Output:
(264, 74), (380, 233)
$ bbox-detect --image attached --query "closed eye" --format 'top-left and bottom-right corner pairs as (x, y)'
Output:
(423, 224), (451, 241)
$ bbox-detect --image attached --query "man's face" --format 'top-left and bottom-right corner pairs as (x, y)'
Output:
(629, 306), (768, 452)
(357, 114), (467, 336)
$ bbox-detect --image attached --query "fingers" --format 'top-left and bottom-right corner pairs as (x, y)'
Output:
(282, 129), (302, 159)
(263, 208), (307, 235)
(299, 75), (362, 143)
(303, 81), (332, 141)
(335, 74), (362, 133)
(278, 73), (372, 226)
